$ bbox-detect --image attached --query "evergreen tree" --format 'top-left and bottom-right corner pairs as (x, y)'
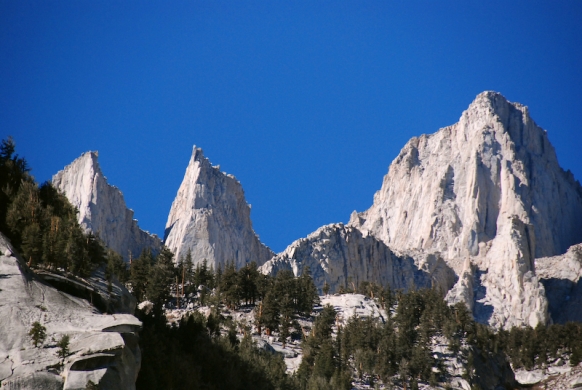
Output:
(29, 321), (46, 347)
(221, 261), (240, 309)
(260, 290), (280, 335)
(147, 247), (175, 312)
(130, 249), (154, 302)
(180, 249), (195, 296)
(0, 137), (31, 239)
(297, 266), (319, 316)
(56, 334), (70, 359)
(106, 249), (128, 283)
(238, 262), (259, 305)
(6, 181), (43, 254)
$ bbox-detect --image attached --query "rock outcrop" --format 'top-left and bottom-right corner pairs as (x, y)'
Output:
(164, 147), (274, 269)
(0, 233), (141, 389)
(344, 91), (582, 328)
(260, 223), (456, 294)
(536, 244), (582, 323)
(52, 152), (162, 262)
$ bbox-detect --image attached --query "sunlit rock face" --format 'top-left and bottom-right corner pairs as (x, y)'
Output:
(260, 223), (457, 294)
(0, 233), (141, 390)
(351, 91), (582, 261)
(267, 92), (582, 329)
(164, 147), (274, 269)
(348, 91), (582, 328)
(52, 152), (162, 261)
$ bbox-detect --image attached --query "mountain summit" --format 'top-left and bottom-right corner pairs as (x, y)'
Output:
(52, 151), (162, 261)
(163, 146), (274, 268)
(268, 91), (582, 329)
(350, 91), (582, 261)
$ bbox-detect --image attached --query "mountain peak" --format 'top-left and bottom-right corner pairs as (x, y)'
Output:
(348, 92), (582, 327)
(164, 147), (273, 268)
(463, 91), (527, 125)
(191, 145), (205, 162)
(52, 152), (161, 261)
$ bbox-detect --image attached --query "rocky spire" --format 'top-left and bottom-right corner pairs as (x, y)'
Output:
(163, 146), (274, 269)
(52, 151), (161, 261)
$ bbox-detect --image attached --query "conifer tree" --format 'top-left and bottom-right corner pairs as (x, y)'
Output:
(147, 247), (175, 312)
(106, 249), (128, 283)
(29, 321), (46, 347)
(298, 266), (319, 316)
(130, 249), (154, 302)
(57, 334), (70, 359)
(260, 290), (280, 335)
(221, 261), (240, 309)
(0, 137), (31, 238)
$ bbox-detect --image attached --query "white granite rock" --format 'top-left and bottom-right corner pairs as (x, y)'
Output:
(260, 223), (456, 294)
(343, 91), (582, 328)
(514, 368), (546, 385)
(52, 152), (161, 261)
(0, 233), (141, 389)
(164, 146), (274, 269)
(351, 91), (582, 261)
(267, 92), (581, 329)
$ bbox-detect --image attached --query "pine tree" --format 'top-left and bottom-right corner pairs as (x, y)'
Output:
(298, 266), (319, 316)
(0, 137), (31, 238)
(6, 181), (43, 252)
(147, 247), (175, 312)
(181, 249), (194, 295)
(238, 262), (259, 305)
(106, 249), (128, 283)
(130, 249), (154, 303)
(29, 321), (46, 347)
(260, 290), (280, 335)
(221, 262), (240, 309)
(57, 334), (70, 359)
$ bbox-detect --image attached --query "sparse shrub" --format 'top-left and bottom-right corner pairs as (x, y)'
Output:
(57, 334), (70, 359)
(29, 321), (46, 347)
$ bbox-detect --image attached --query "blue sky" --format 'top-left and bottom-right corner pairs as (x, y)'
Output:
(1, 1), (581, 253)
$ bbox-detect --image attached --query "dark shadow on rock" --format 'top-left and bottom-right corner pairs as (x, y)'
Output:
(541, 278), (582, 323)
(473, 269), (494, 324)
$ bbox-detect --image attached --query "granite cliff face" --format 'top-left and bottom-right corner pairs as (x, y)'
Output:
(350, 91), (582, 261)
(269, 92), (582, 329)
(0, 233), (141, 390)
(347, 91), (582, 328)
(260, 223), (456, 294)
(164, 147), (274, 269)
(52, 152), (162, 262)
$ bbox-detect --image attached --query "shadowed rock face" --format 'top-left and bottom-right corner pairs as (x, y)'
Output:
(0, 233), (141, 389)
(536, 244), (582, 323)
(164, 146), (274, 269)
(52, 152), (161, 262)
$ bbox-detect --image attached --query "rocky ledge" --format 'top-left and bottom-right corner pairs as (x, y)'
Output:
(0, 233), (141, 390)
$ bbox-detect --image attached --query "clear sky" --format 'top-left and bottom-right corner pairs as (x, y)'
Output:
(1, 1), (581, 253)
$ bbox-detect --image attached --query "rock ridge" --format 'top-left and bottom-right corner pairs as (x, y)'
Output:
(260, 223), (457, 295)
